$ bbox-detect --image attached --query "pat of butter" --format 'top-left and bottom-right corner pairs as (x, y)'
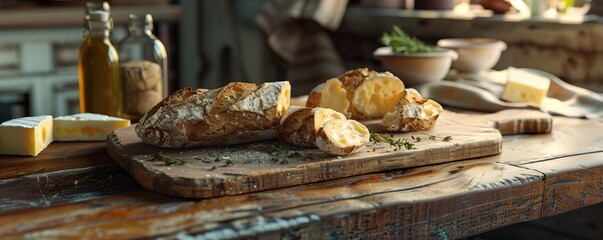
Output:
(53, 113), (130, 141)
(501, 68), (550, 106)
(0, 115), (53, 156)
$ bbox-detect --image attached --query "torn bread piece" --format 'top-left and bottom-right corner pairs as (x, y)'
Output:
(381, 88), (443, 132)
(306, 68), (405, 120)
(278, 106), (369, 155)
(277, 106), (346, 147)
(316, 119), (370, 156)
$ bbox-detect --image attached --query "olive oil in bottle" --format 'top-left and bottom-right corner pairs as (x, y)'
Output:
(78, 10), (121, 117)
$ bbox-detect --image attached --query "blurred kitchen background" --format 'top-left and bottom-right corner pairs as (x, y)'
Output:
(0, 0), (601, 121)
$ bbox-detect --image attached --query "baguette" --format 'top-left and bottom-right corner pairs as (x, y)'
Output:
(306, 68), (405, 120)
(136, 81), (291, 147)
(380, 88), (443, 132)
(277, 106), (369, 155)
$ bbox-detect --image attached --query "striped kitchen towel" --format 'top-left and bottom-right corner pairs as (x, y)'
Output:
(256, 0), (348, 96)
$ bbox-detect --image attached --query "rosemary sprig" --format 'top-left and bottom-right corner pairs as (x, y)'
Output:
(369, 133), (416, 151)
(380, 25), (435, 54)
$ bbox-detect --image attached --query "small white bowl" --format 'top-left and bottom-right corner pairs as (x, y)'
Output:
(437, 38), (507, 73)
(373, 46), (458, 86)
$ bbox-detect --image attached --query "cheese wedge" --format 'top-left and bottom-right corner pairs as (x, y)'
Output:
(53, 113), (130, 141)
(501, 67), (550, 106)
(0, 115), (53, 156)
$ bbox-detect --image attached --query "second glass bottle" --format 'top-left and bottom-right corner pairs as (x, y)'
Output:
(118, 14), (168, 121)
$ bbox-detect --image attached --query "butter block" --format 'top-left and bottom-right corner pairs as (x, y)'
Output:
(0, 115), (53, 156)
(53, 113), (130, 141)
(501, 68), (550, 106)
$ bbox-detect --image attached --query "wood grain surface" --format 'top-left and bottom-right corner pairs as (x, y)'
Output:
(107, 109), (552, 198)
(0, 159), (545, 239)
(0, 164), (139, 213)
(0, 141), (110, 180)
(0, 114), (601, 239)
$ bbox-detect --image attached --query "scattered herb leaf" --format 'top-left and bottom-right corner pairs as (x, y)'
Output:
(221, 160), (234, 167)
(267, 144), (302, 165)
(420, 133), (453, 142)
(151, 152), (187, 166)
(195, 157), (213, 163)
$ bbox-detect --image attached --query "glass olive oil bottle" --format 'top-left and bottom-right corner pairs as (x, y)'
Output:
(78, 10), (121, 117)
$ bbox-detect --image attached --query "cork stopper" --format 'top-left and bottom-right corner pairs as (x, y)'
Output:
(85, 1), (110, 14)
(88, 10), (109, 22)
(86, 10), (111, 33)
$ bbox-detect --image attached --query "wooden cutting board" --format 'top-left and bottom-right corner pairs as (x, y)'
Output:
(107, 109), (552, 199)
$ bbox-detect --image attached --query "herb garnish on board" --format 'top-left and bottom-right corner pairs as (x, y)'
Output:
(151, 152), (187, 166)
(412, 134), (453, 142)
(268, 144), (301, 165)
(380, 25), (435, 54)
(369, 133), (416, 151)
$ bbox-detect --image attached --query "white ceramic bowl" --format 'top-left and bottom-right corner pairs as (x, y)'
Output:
(373, 46), (458, 86)
(437, 38), (507, 73)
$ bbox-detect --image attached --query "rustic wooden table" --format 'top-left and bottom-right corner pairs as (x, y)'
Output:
(0, 113), (601, 239)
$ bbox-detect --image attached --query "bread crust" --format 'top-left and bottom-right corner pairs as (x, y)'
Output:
(380, 88), (443, 132)
(277, 107), (346, 148)
(277, 107), (317, 147)
(278, 106), (368, 155)
(135, 81), (290, 147)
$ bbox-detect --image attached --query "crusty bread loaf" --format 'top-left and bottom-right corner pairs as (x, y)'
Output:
(380, 88), (443, 132)
(136, 81), (291, 147)
(277, 106), (369, 155)
(306, 68), (405, 120)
